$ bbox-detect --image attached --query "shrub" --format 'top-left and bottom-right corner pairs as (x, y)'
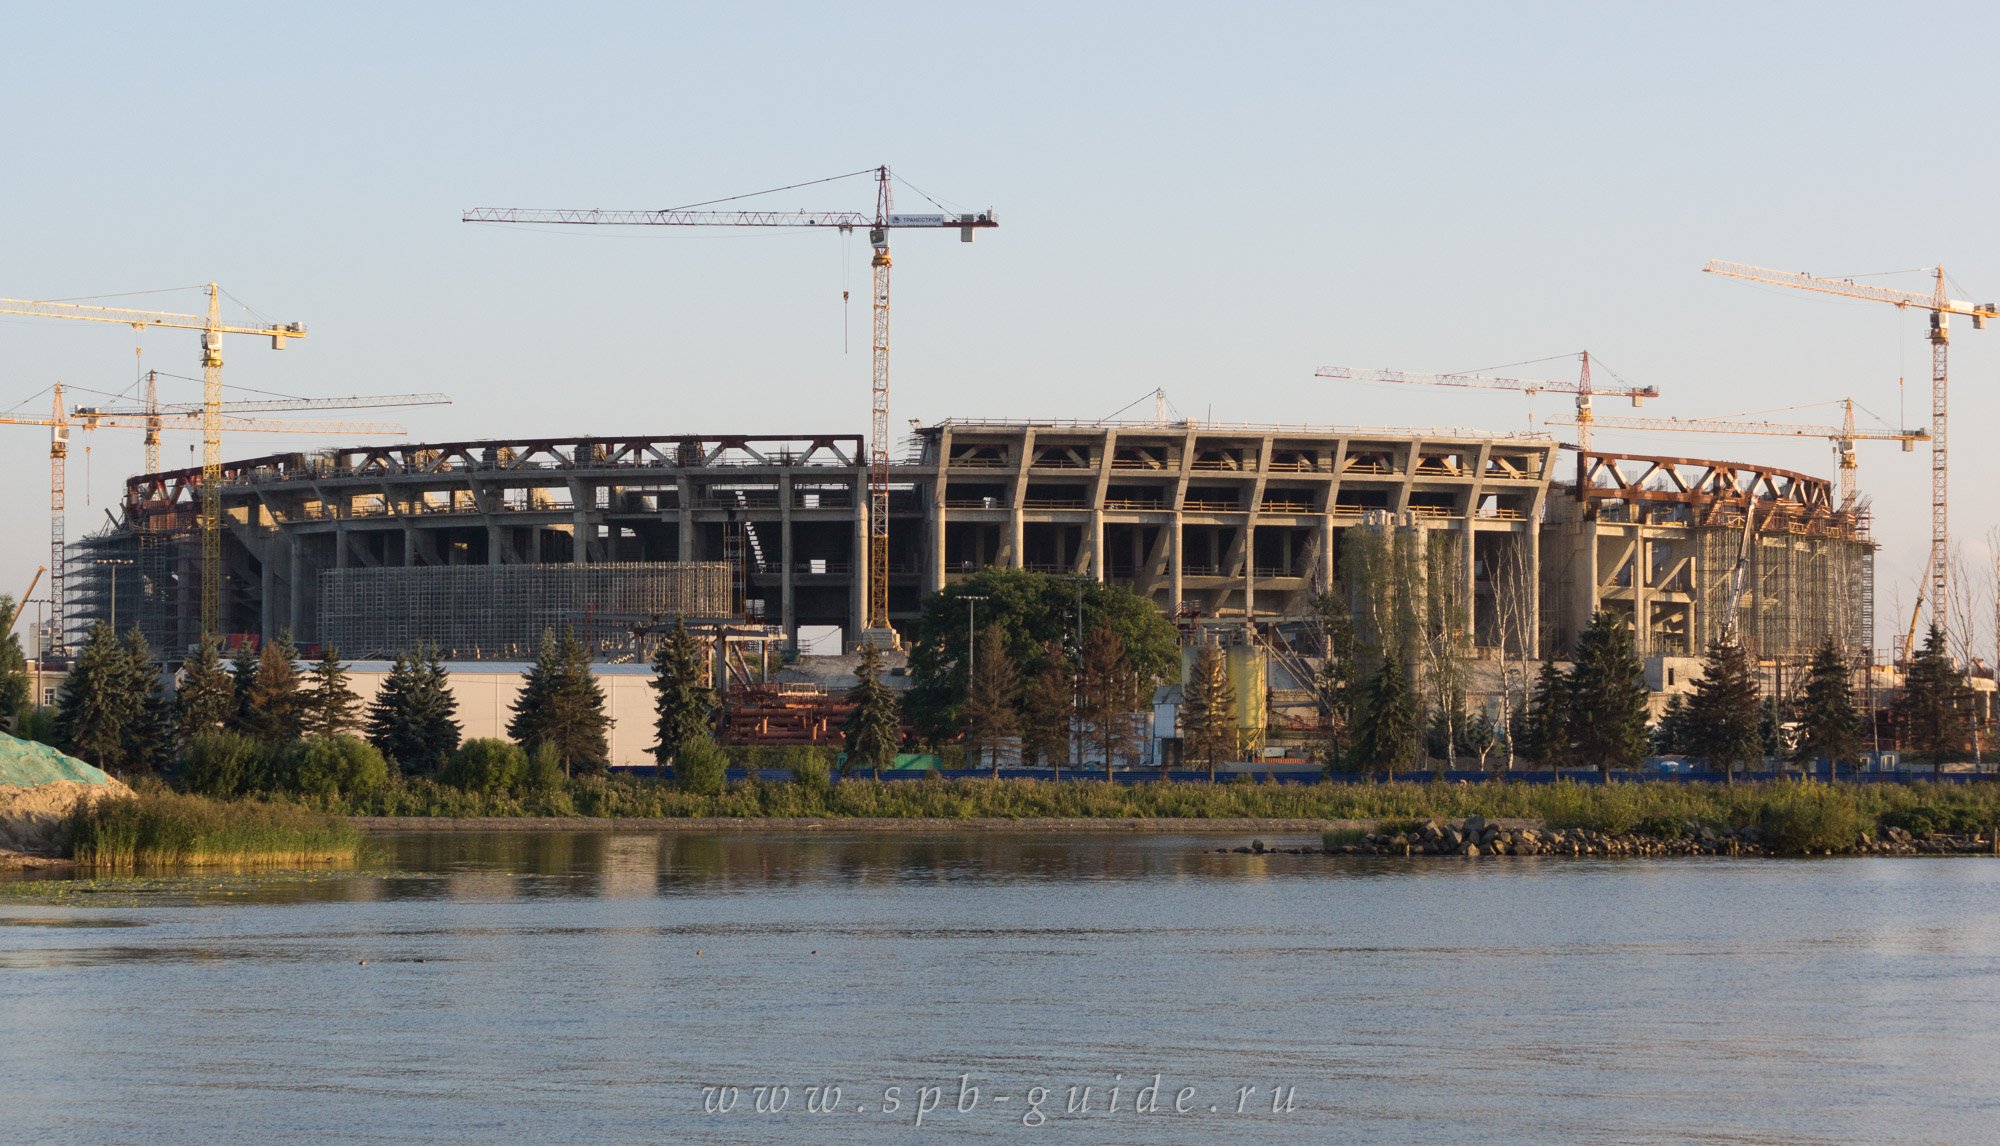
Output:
(12, 705), (58, 745)
(674, 735), (728, 796)
(176, 731), (266, 798)
(786, 746), (832, 797)
(443, 738), (528, 795)
(278, 735), (390, 800)
(524, 742), (565, 794)
(1756, 782), (1869, 855)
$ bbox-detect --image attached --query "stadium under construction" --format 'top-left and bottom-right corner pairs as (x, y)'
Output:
(68, 419), (1873, 679)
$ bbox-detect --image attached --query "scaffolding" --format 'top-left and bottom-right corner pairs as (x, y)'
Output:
(317, 562), (736, 660)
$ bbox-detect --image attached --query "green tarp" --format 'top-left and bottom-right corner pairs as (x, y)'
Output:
(0, 733), (117, 788)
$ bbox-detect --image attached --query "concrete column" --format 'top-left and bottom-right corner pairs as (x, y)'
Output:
(851, 470), (868, 643)
(487, 523), (504, 566)
(676, 476), (694, 562)
(1463, 521), (1477, 641)
(1169, 523), (1183, 614)
(289, 536), (304, 636)
(780, 471), (796, 648)
(1528, 523), (1542, 661)
(1087, 429), (1117, 583)
(259, 540), (275, 642)
(930, 426), (951, 594)
(1007, 427), (1035, 570)
(1243, 522), (1255, 616)
(1320, 513), (1336, 592)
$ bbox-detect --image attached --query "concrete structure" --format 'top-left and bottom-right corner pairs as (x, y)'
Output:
(69, 423), (1871, 678)
(1540, 451), (1872, 662)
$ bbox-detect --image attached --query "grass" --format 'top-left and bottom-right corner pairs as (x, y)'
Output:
(309, 774), (2000, 854)
(65, 788), (363, 869)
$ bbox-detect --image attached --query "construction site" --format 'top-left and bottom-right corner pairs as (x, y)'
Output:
(0, 175), (1974, 759)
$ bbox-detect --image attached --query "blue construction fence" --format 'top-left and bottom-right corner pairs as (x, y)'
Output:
(616, 763), (2000, 787)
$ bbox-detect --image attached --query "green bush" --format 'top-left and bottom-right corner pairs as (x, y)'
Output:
(1756, 782), (1869, 855)
(278, 735), (390, 800)
(176, 731), (267, 798)
(524, 742), (565, 794)
(674, 735), (728, 796)
(443, 738), (528, 794)
(11, 705), (58, 745)
(786, 746), (832, 796)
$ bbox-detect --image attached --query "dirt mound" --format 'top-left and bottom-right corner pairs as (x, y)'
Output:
(0, 777), (136, 858)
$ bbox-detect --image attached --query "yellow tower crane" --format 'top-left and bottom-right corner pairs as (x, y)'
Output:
(464, 166), (997, 646)
(0, 286), (307, 637)
(1704, 260), (1997, 633)
(0, 382), (406, 655)
(71, 370), (450, 475)
(1315, 351), (1658, 450)
(1544, 399), (1927, 511)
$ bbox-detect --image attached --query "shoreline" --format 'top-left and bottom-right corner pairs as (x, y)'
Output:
(350, 815), (1454, 834)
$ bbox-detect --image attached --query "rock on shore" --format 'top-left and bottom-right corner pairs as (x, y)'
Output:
(1216, 818), (2000, 859)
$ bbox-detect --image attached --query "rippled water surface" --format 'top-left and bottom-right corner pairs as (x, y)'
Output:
(3, 831), (1999, 1143)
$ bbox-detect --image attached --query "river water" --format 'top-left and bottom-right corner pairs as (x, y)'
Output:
(2, 831), (1998, 1143)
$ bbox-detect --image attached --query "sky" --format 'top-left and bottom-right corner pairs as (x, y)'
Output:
(5, 2), (2000, 653)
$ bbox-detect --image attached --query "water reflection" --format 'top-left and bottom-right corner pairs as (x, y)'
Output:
(3, 834), (1999, 1143)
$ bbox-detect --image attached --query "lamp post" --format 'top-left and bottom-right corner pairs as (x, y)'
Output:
(91, 558), (134, 633)
(961, 594), (990, 692)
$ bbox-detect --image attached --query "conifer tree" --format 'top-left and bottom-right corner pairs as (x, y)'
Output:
(0, 595), (28, 728)
(1565, 611), (1650, 780)
(118, 628), (173, 775)
(173, 635), (237, 748)
(228, 641), (260, 734)
(1517, 659), (1570, 768)
(302, 646), (362, 739)
(243, 629), (305, 744)
(1181, 642), (1238, 781)
(961, 625), (1022, 775)
(367, 647), (461, 774)
(1684, 639), (1762, 783)
(54, 623), (140, 770)
(1793, 637), (1862, 776)
(1352, 650), (1417, 778)
(507, 628), (610, 778)
(1020, 639), (1075, 777)
(1076, 621), (1144, 780)
(649, 618), (714, 764)
(1652, 693), (1691, 756)
(842, 641), (901, 777)
(1896, 623), (1970, 777)
(1313, 590), (1369, 772)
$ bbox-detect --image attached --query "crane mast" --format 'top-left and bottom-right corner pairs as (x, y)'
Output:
(0, 284), (307, 639)
(0, 390), (409, 655)
(1704, 259), (1995, 632)
(465, 166), (997, 645)
(868, 169), (894, 640)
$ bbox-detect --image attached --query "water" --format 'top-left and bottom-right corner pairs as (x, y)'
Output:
(3, 832), (1999, 1143)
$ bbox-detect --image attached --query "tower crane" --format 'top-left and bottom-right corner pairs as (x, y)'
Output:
(1314, 351), (1658, 449)
(465, 165), (998, 644)
(0, 382), (404, 656)
(70, 371), (450, 473)
(1544, 399), (1927, 511)
(1704, 260), (1997, 633)
(0, 284), (307, 637)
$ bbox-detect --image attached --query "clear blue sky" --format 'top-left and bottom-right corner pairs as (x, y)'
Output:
(5, 2), (1999, 651)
